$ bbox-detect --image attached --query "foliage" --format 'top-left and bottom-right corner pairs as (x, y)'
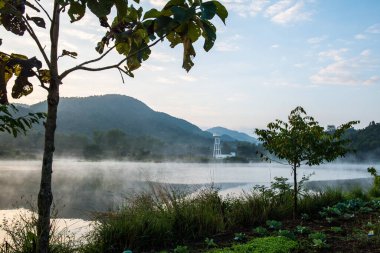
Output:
(266, 220), (282, 230)
(252, 226), (269, 237)
(0, 209), (77, 253)
(368, 167), (380, 197)
(207, 237), (298, 253)
(0, 104), (45, 137)
(233, 232), (247, 243)
(294, 225), (311, 235)
(205, 238), (218, 248)
(255, 106), (358, 217)
(173, 245), (189, 253)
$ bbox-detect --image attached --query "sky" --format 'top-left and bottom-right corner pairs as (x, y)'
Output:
(1, 0), (380, 134)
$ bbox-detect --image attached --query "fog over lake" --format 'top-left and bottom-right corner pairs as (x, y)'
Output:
(0, 160), (376, 219)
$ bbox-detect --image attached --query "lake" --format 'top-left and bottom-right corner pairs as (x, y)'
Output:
(0, 160), (377, 219)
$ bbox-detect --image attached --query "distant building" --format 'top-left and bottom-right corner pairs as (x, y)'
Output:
(326, 125), (336, 132)
(213, 134), (236, 159)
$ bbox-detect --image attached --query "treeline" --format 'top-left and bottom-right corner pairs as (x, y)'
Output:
(346, 121), (380, 161)
(0, 129), (212, 162)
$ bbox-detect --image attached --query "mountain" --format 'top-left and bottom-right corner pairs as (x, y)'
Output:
(207, 126), (258, 144)
(29, 94), (213, 144)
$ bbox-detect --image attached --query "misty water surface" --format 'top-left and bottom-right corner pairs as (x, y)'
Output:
(0, 160), (376, 219)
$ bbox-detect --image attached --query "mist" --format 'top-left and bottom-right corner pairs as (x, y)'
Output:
(0, 159), (377, 219)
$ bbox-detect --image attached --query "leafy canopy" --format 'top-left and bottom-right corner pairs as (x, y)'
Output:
(0, 104), (46, 137)
(0, 0), (228, 99)
(255, 106), (359, 167)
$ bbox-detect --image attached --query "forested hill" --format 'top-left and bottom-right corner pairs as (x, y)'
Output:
(346, 121), (380, 161)
(30, 94), (212, 143)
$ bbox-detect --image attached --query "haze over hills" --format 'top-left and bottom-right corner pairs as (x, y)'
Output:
(3, 95), (379, 162)
(29, 94), (212, 144)
(207, 127), (258, 144)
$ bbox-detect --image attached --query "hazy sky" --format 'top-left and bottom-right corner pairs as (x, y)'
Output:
(2, 0), (380, 134)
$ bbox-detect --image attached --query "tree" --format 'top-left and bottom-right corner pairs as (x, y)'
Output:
(0, 0), (228, 252)
(255, 106), (358, 219)
(0, 104), (45, 136)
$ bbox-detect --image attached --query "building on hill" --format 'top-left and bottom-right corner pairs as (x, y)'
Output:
(212, 134), (236, 159)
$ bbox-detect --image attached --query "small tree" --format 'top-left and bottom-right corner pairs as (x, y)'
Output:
(255, 106), (358, 218)
(1, 0), (228, 252)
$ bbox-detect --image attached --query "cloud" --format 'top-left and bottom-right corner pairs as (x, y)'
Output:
(269, 1), (312, 24)
(149, 51), (177, 63)
(307, 35), (327, 44)
(366, 23), (380, 34)
(271, 44), (280, 48)
(220, 0), (313, 24)
(310, 48), (379, 86)
(179, 75), (198, 82)
(149, 0), (166, 7)
(215, 34), (242, 52)
(318, 48), (348, 61)
(354, 34), (367, 40)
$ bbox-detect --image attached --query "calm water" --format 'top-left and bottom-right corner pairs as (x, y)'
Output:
(0, 160), (376, 218)
(0, 160), (377, 242)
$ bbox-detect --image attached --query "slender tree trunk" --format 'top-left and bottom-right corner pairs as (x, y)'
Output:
(37, 2), (60, 252)
(0, 61), (8, 105)
(292, 163), (298, 219)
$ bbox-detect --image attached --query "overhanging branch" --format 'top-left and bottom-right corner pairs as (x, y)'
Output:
(59, 35), (166, 80)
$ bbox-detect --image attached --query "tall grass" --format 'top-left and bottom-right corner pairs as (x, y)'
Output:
(0, 208), (77, 253)
(82, 182), (346, 252)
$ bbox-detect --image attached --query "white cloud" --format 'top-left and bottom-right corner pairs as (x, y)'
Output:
(310, 49), (379, 86)
(215, 34), (242, 52)
(366, 23), (380, 34)
(307, 35), (327, 44)
(318, 48), (348, 62)
(270, 1), (312, 24)
(354, 34), (367, 40)
(220, 0), (313, 24)
(149, 0), (166, 7)
(264, 0), (293, 17)
(271, 44), (280, 48)
(150, 51), (176, 63)
(179, 75), (198, 82)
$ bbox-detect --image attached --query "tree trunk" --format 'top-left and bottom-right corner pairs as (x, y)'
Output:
(292, 163), (298, 220)
(37, 2), (60, 252)
(0, 61), (8, 105)
(37, 86), (59, 253)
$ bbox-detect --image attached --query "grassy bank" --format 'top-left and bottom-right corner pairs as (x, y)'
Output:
(2, 176), (380, 253)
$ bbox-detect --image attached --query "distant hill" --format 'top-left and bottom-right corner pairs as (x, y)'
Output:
(207, 127), (258, 144)
(29, 94), (212, 143)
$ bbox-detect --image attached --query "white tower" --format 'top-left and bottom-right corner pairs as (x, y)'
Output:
(213, 134), (221, 158)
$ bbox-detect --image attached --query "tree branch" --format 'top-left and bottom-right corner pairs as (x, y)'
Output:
(19, 15), (51, 69)
(34, 0), (52, 22)
(59, 35), (166, 80)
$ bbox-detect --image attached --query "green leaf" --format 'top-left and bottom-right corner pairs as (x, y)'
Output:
(116, 42), (131, 55)
(171, 6), (195, 22)
(200, 2), (217, 20)
(0, 0), (5, 9)
(143, 8), (161, 20)
(201, 20), (216, 51)
(114, 0), (128, 18)
(182, 36), (196, 72)
(167, 31), (182, 48)
(68, 0), (86, 22)
(87, 0), (114, 17)
(212, 1), (228, 24)
(187, 21), (201, 42)
(163, 0), (186, 10)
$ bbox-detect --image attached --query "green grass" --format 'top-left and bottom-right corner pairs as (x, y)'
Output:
(207, 236), (298, 253)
